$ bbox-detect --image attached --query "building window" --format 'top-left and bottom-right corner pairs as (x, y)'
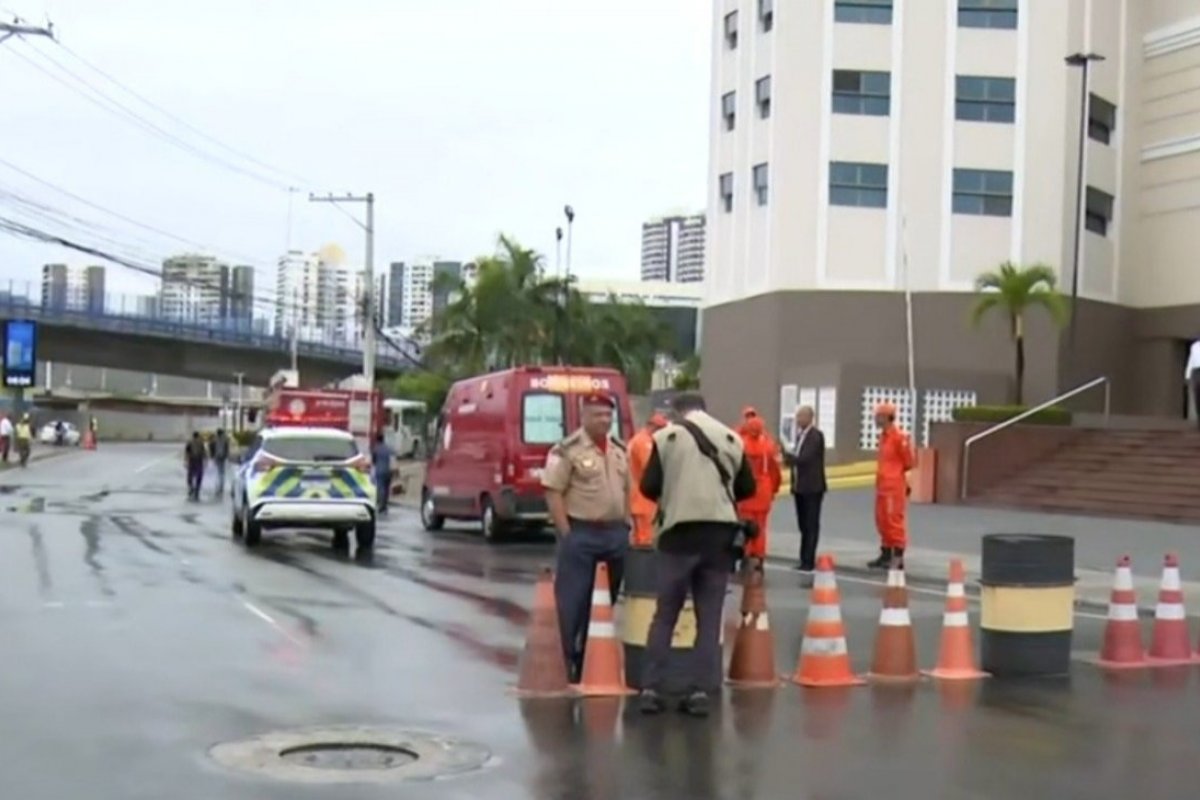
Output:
(721, 91), (736, 131)
(1089, 94), (1117, 145)
(832, 70), (891, 116)
(753, 163), (769, 207)
(1085, 187), (1114, 236)
(829, 161), (888, 208)
(759, 0), (774, 32)
(724, 11), (738, 49)
(955, 76), (1015, 123)
(755, 76), (772, 119)
(952, 169), (1013, 216)
(834, 0), (893, 25)
(958, 0), (1017, 30)
(719, 172), (734, 213)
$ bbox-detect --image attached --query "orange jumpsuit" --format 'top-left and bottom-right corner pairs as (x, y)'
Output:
(628, 427), (658, 547)
(875, 425), (916, 549)
(738, 418), (782, 560)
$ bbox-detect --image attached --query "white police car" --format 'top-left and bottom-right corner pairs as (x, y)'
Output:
(231, 426), (377, 551)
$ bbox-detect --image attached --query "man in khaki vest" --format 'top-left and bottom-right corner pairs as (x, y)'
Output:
(636, 392), (755, 717)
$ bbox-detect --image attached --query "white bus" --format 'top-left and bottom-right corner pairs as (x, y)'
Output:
(383, 398), (428, 458)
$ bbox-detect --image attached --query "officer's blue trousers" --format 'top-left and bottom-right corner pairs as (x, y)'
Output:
(554, 518), (628, 681)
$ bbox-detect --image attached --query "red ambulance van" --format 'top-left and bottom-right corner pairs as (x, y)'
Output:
(419, 365), (635, 542)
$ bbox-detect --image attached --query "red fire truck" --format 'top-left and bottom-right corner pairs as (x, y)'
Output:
(261, 371), (384, 452)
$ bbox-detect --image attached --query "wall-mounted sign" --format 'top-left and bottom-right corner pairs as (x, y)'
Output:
(3, 319), (36, 388)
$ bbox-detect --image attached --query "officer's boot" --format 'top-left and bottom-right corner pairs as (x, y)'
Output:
(867, 547), (892, 570)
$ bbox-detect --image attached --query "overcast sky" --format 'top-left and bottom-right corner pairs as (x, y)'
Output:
(0, 0), (711, 306)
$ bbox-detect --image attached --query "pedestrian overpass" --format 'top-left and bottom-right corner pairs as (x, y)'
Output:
(0, 294), (416, 387)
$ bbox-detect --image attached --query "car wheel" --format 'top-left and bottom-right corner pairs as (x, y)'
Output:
(480, 496), (506, 544)
(333, 528), (351, 551)
(243, 504), (262, 548)
(355, 520), (376, 552)
(420, 488), (445, 532)
(231, 504), (244, 540)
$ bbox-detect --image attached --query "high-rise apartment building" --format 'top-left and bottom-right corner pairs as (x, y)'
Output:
(702, 0), (1200, 450)
(41, 264), (106, 313)
(160, 255), (252, 327)
(275, 245), (356, 343)
(641, 214), (706, 282)
(384, 262), (406, 328)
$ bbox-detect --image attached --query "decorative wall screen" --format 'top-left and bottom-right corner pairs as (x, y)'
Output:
(779, 385), (838, 449)
(859, 386), (916, 451)
(921, 389), (977, 446)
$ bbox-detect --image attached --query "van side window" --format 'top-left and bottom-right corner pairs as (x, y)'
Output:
(430, 413), (447, 455)
(522, 393), (565, 444)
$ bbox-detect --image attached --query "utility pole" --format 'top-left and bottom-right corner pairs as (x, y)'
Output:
(232, 371), (245, 432)
(0, 19), (54, 45)
(309, 192), (376, 388)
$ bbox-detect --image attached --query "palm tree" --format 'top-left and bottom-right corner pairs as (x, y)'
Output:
(970, 262), (1069, 405)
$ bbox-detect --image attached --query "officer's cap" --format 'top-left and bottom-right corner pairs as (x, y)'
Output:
(581, 391), (615, 409)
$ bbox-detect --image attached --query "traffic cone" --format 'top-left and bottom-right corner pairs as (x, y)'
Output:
(82, 429), (96, 450)
(868, 568), (919, 682)
(575, 563), (635, 696)
(923, 558), (988, 680)
(1148, 553), (1193, 666)
(512, 568), (573, 697)
(727, 563), (780, 688)
(1097, 555), (1148, 670)
(791, 554), (865, 687)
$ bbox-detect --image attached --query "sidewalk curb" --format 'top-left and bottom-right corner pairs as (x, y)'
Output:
(0, 447), (76, 476)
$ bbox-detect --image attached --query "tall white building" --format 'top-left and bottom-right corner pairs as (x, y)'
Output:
(641, 214), (706, 282)
(702, 0), (1200, 452)
(275, 244), (358, 344)
(41, 264), (105, 313)
(402, 262), (435, 333)
(160, 255), (228, 323)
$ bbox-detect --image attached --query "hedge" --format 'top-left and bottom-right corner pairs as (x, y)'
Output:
(950, 405), (1072, 426)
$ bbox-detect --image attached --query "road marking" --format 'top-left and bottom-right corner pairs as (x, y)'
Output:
(763, 562), (1110, 621)
(134, 455), (172, 474)
(241, 600), (305, 646)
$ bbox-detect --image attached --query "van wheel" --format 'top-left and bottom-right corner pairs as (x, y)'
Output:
(420, 489), (445, 531)
(480, 497), (506, 543)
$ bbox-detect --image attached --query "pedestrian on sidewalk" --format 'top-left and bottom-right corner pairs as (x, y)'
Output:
(636, 392), (755, 717)
(783, 404), (826, 574)
(184, 432), (207, 501)
(736, 414), (780, 570)
(541, 391), (630, 684)
(209, 429), (230, 498)
(0, 413), (12, 462)
(371, 432), (394, 513)
(14, 414), (32, 467)
(628, 412), (668, 547)
(869, 403), (915, 571)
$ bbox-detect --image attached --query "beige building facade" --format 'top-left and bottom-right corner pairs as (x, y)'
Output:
(702, 0), (1200, 458)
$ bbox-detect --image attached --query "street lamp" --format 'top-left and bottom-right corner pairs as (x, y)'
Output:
(1065, 51), (1105, 355)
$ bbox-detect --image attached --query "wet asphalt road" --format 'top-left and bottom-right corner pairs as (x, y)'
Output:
(2, 443), (1199, 800)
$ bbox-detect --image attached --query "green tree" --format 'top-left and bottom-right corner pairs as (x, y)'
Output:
(970, 262), (1068, 405)
(389, 370), (452, 414)
(672, 354), (701, 390)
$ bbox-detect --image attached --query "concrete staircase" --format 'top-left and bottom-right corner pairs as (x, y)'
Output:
(977, 429), (1200, 522)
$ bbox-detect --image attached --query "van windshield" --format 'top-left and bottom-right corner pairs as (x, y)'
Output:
(522, 393), (565, 444)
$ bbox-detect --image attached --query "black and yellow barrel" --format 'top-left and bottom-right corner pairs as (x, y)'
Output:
(621, 546), (715, 692)
(979, 534), (1075, 677)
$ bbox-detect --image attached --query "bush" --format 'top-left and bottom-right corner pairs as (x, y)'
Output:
(950, 405), (1072, 426)
(232, 430), (256, 448)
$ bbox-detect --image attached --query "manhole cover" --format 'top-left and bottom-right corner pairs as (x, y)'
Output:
(209, 726), (492, 784)
(279, 742), (417, 771)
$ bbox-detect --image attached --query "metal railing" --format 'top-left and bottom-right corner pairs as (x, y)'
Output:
(960, 375), (1110, 501)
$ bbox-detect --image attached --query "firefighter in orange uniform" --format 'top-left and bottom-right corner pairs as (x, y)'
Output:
(738, 406), (758, 436)
(628, 412), (669, 547)
(869, 402), (916, 570)
(737, 415), (781, 564)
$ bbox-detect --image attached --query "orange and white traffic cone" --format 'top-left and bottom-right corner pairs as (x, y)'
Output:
(727, 563), (780, 688)
(1096, 555), (1147, 670)
(575, 563), (636, 696)
(1149, 553), (1192, 666)
(923, 558), (988, 680)
(868, 568), (919, 682)
(82, 429), (96, 450)
(512, 568), (574, 697)
(791, 554), (865, 688)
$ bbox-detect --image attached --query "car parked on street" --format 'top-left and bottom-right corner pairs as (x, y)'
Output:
(38, 421), (81, 446)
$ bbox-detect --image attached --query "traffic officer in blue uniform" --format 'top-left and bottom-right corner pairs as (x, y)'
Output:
(541, 391), (630, 682)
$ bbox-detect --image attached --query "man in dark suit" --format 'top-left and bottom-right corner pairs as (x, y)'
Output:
(783, 405), (826, 574)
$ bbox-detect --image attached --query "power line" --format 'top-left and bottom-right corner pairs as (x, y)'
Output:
(5, 40), (292, 192)
(53, 39), (312, 188)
